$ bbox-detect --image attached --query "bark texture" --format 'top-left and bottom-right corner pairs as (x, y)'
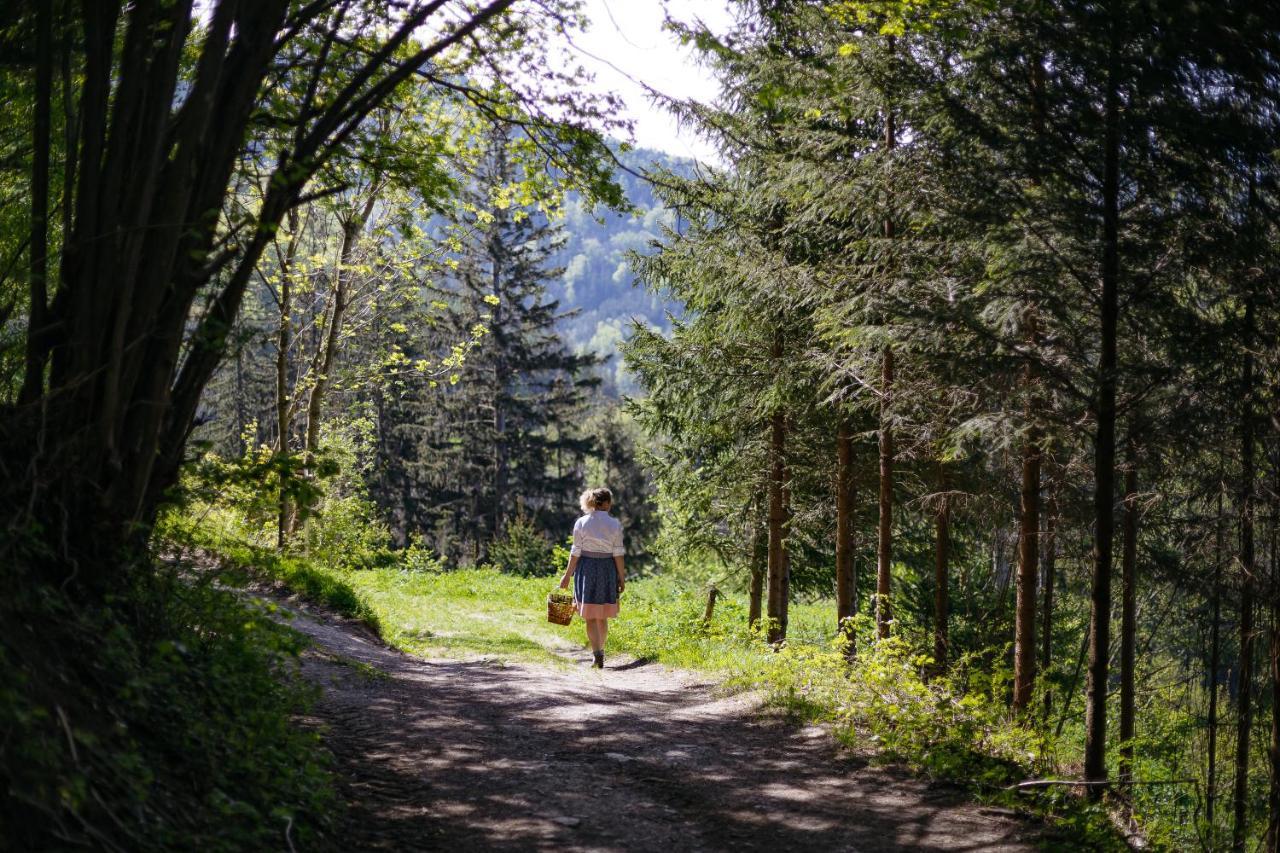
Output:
(876, 347), (894, 639)
(933, 463), (950, 670)
(766, 405), (789, 644)
(1233, 322), (1256, 852)
(836, 418), (856, 648)
(1118, 432), (1138, 782)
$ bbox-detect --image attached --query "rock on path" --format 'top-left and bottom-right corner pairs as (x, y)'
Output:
(277, 596), (1041, 852)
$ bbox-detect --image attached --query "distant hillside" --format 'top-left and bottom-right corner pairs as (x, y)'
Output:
(548, 147), (698, 395)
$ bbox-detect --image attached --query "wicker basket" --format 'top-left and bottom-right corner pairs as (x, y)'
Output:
(547, 592), (575, 626)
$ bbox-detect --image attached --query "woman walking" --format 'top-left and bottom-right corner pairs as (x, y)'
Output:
(559, 487), (626, 668)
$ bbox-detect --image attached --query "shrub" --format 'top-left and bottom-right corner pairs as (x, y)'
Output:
(169, 432), (394, 572)
(402, 534), (448, 572)
(489, 515), (557, 577)
(297, 490), (396, 570)
(162, 516), (383, 636)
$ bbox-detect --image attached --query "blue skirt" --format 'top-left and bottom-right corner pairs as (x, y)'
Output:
(574, 555), (619, 618)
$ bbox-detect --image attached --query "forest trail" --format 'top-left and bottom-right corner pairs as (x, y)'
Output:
(271, 594), (1043, 852)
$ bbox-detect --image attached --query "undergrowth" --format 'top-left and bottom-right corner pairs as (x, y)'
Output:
(0, 537), (334, 852)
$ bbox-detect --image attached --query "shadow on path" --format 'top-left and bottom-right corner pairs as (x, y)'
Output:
(277, 596), (1040, 852)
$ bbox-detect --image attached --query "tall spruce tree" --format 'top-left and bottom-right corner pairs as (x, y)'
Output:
(384, 129), (600, 562)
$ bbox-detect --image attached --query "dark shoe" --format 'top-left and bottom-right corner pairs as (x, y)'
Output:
(592, 651), (604, 669)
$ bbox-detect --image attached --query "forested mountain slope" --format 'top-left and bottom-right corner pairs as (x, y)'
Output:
(548, 147), (697, 395)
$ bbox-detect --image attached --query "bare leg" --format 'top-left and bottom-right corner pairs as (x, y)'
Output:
(585, 619), (601, 652)
(599, 618), (609, 651)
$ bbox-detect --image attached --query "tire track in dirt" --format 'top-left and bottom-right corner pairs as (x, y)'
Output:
(276, 594), (1042, 852)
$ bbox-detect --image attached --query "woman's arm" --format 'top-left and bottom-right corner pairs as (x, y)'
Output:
(560, 519), (583, 589)
(559, 553), (579, 589)
(612, 524), (626, 592)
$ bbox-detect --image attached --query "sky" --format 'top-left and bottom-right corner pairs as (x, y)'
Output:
(565, 0), (736, 164)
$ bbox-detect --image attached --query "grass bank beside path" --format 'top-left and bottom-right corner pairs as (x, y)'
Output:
(203, 539), (583, 665)
(335, 566), (586, 665)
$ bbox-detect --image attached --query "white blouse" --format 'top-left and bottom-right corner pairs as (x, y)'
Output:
(570, 510), (625, 557)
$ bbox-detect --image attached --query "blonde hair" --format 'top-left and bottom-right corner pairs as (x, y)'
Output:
(579, 487), (613, 513)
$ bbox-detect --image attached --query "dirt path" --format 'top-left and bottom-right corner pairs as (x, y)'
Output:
(278, 596), (1042, 852)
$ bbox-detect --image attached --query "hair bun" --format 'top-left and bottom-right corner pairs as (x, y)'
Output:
(579, 486), (613, 512)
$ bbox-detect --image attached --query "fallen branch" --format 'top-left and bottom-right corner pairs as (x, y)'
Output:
(1008, 778), (1196, 791)
(55, 704), (79, 765)
(1011, 777), (1203, 851)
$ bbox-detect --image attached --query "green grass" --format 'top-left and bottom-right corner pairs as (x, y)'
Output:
(338, 567), (582, 666)
(206, 539), (385, 634)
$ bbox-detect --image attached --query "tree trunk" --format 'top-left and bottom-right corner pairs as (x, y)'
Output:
(303, 201), (374, 461)
(766, 410), (789, 644)
(766, 330), (789, 644)
(1022, 59), (1048, 715)
(1119, 428), (1138, 783)
(875, 75), (896, 642)
(703, 587), (719, 623)
(494, 393), (507, 539)
(294, 196), (377, 531)
(1014, 381), (1041, 712)
(18, 0), (52, 406)
(781, 448), (792, 638)
(749, 514), (766, 629)
(1269, 625), (1280, 852)
(1041, 488), (1058, 719)
(1232, 311), (1256, 852)
(1083, 27), (1121, 796)
(933, 461), (950, 670)
(1207, 483), (1224, 836)
(1233, 547), (1256, 853)
(491, 213), (507, 541)
(276, 209), (303, 548)
(1267, 475), (1280, 853)
(59, 23), (77, 244)
(276, 269), (291, 536)
(836, 417), (856, 649)
(876, 346), (894, 639)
